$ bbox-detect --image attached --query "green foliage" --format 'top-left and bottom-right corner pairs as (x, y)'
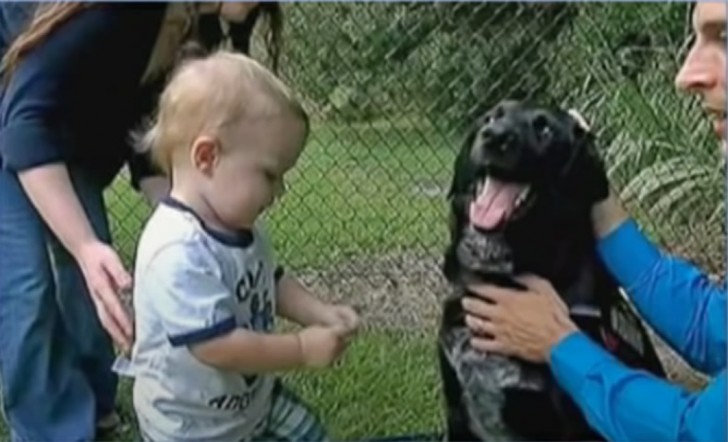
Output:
(267, 2), (723, 273)
(104, 121), (456, 272)
(0, 330), (442, 441)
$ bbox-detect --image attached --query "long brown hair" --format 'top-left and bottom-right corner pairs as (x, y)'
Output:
(218, 3), (284, 73)
(254, 2), (284, 74)
(1, 2), (93, 80)
(1, 2), (284, 82)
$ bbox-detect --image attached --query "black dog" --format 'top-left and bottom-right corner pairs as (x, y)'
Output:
(438, 100), (667, 441)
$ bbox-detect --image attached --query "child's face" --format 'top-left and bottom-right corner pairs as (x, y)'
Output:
(198, 115), (307, 230)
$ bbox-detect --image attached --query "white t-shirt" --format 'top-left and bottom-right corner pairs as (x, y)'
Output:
(125, 198), (283, 442)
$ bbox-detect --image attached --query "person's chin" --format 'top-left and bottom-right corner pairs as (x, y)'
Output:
(714, 119), (727, 158)
(715, 118), (726, 140)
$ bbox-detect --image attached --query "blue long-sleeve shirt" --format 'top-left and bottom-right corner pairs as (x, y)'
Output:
(550, 219), (727, 442)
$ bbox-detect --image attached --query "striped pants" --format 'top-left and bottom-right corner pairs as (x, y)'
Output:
(249, 381), (328, 442)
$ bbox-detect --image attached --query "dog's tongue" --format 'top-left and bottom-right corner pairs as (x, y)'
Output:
(469, 177), (524, 229)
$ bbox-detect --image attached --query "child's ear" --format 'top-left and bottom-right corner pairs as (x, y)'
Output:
(191, 136), (221, 175)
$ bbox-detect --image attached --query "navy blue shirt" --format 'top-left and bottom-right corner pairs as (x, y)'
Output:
(0, 3), (168, 189)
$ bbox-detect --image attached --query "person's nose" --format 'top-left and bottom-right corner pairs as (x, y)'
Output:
(675, 44), (717, 95)
(276, 180), (287, 199)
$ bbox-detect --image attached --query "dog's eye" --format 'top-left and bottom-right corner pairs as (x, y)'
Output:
(533, 115), (551, 139)
(533, 115), (548, 131)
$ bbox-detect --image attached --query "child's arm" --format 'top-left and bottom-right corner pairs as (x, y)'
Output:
(276, 273), (332, 326)
(143, 244), (348, 374)
(276, 272), (360, 335)
(189, 326), (346, 374)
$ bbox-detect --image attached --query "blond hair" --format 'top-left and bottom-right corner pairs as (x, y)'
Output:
(135, 50), (307, 175)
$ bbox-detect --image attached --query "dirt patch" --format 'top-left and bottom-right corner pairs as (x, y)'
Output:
(297, 250), (449, 332)
(296, 250), (709, 390)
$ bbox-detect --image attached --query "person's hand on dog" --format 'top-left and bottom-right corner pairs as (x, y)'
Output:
(318, 304), (360, 339)
(462, 274), (578, 363)
(297, 325), (350, 368)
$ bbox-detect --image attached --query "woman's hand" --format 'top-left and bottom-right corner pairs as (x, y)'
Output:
(75, 240), (134, 352)
(19, 164), (135, 352)
(462, 274), (578, 363)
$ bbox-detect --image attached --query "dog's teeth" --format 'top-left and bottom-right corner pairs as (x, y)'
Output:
(514, 186), (530, 208)
(476, 178), (485, 196)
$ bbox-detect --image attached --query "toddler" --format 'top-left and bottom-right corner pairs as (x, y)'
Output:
(123, 49), (359, 442)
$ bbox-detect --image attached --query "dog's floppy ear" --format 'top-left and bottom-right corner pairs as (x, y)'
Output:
(568, 108), (590, 132)
(443, 119), (482, 284)
(567, 108), (597, 147)
(447, 119), (481, 200)
(561, 108), (610, 205)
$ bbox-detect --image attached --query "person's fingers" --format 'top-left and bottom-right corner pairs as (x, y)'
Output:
(330, 323), (350, 338)
(461, 296), (499, 319)
(92, 292), (130, 352)
(337, 308), (352, 323)
(101, 258), (134, 323)
(471, 336), (510, 355)
(346, 310), (361, 331)
(105, 250), (132, 291)
(466, 283), (517, 303)
(332, 307), (359, 335)
(515, 274), (569, 312)
(513, 274), (551, 294)
(94, 271), (133, 347)
(464, 314), (496, 337)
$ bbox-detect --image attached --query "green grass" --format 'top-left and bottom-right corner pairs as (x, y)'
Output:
(0, 330), (443, 441)
(281, 330), (442, 440)
(105, 120), (458, 271)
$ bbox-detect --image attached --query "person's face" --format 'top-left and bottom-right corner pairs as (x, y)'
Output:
(675, 2), (726, 148)
(192, 115), (307, 230)
(198, 2), (259, 23)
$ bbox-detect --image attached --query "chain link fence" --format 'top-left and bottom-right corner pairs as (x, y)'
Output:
(106, 2), (724, 337)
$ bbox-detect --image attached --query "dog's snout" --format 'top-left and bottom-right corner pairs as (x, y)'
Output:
(530, 112), (550, 133)
(480, 124), (514, 152)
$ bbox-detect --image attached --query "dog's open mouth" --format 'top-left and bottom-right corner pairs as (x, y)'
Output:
(469, 176), (532, 231)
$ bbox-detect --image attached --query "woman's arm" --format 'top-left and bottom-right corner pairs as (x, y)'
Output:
(19, 164), (134, 348)
(593, 196), (726, 374)
(19, 164), (97, 258)
(0, 5), (165, 350)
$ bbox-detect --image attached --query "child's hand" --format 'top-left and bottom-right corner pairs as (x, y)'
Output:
(319, 304), (360, 338)
(298, 326), (349, 368)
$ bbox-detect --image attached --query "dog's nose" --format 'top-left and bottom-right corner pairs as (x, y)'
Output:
(529, 112), (550, 133)
(480, 124), (513, 152)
